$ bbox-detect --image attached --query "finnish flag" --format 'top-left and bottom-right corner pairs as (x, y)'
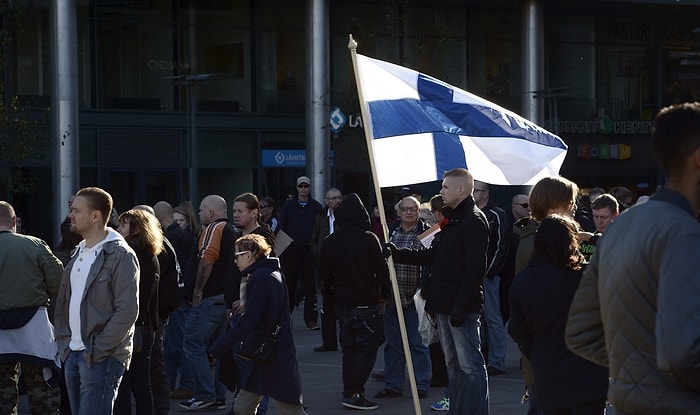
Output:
(355, 54), (568, 187)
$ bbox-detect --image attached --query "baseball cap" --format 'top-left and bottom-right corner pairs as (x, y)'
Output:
(297, 176), (311, 186)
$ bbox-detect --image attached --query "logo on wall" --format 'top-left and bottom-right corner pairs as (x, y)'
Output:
(330, 107), (347, 133)
(577, 143), (631, 160)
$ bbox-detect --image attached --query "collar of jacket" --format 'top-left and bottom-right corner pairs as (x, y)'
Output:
(650, 187), (694, 217)
(445, 195), (476, 224)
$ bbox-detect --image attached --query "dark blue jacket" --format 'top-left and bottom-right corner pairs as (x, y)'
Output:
(210, 257), (303, 405)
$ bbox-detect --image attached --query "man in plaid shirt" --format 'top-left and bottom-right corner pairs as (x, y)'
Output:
(374, 196), (432, 399)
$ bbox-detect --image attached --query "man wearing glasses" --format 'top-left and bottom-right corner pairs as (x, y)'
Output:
(279, 176), (324, 330)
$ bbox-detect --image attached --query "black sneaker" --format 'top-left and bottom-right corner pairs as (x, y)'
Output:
(178, 398), (215, 410)
(342, 393), (378, 410)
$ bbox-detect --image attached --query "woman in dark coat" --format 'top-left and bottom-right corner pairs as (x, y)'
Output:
(508, 214), (608, 415)
(210, 233), (307, 415)
(114, 209), (163, 415)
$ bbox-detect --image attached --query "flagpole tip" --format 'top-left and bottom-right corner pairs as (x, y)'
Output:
(348, 34), (357, 51)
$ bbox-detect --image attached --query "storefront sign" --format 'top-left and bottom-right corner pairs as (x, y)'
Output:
(556, 120), (654, 134)
(262, 150), (306, 167)
(262, 150), (334, 167)
(577, 143), (632, 160)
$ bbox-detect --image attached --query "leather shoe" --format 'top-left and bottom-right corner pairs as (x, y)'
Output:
(313, 345), (337, 352)
(374, 389), (402, 398)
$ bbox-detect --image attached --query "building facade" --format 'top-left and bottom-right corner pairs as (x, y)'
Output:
(1, 0), (699, 242)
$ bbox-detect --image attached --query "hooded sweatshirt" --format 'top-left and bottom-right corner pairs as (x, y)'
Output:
(317, 193), (391, 306)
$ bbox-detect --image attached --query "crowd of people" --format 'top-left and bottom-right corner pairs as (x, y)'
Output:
(1, 102), (700, 415)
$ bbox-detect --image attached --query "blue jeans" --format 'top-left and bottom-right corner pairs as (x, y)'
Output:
(336, 304), (384, 397)
(382, 303), (431, 392)
(64, 351), (125, 415)
(183, 294), (228, 402)
(164, 299), (195, 391)
(437, 313), (489, 415)
(483, 276), (506, 371)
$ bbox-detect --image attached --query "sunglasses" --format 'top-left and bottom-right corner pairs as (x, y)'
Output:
(298, 184), (309, 188)
(514, 203), (529, 209)
(233, 250), (250, 261)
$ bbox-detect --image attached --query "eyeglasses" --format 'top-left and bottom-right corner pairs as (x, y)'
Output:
(233, 250), (250, 261)
(399, 206), (419, 213)
(259, 205), (269, 209)
(298, 184), (310, 188)
(514, 203), (529, 209)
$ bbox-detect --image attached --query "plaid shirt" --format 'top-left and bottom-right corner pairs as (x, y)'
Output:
(389, 223), (424, 307)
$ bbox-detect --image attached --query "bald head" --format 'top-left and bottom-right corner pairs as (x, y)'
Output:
(153, 201), (174, 227)
(199, 195), (228, 226)
(0, 201), (16, 231)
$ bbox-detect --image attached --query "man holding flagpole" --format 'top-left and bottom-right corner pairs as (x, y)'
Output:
(390, 168), (490, 415)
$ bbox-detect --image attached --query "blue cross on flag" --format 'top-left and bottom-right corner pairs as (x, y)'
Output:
(354, 54), (568, 187)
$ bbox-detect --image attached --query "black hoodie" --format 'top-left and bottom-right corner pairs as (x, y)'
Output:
(317, 193), (391, 306)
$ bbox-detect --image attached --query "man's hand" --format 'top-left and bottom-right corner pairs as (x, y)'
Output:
(232, 300), (246, 316)
(192, 291), (203, 307)
(450, 314), (465, 327)
(383, 242), (397, 259)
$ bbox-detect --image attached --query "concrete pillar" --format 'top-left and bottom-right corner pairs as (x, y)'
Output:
(50, 0), (79, 244)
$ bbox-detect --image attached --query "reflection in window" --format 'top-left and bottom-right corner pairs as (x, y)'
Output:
(600, 46), (656, 121)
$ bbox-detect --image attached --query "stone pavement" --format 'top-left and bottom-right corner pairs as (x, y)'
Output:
(19, 307), (614, 414)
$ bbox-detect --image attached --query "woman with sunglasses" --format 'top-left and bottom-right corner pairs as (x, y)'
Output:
(210, 234), (308, 415)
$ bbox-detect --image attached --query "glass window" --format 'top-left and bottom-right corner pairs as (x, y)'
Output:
(94, 3), (175, 110)
(469, 11), (521, 112)
(599, 46), (657, 121)
(177, 1), (251, 113)
(256, 0), (305, 114)
(549, 43), (596, 121)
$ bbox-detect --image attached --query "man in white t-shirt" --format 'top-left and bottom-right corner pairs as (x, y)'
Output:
(53, 187), (139, 415)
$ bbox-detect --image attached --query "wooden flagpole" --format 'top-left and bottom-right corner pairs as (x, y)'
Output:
(348, 34), (422, 415)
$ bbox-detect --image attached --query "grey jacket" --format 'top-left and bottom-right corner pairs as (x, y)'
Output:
(54, 229), (140, 369)
(566, 188), (700, 415)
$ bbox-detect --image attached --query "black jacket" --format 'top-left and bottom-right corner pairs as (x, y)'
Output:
(392, 196), (489, 315)
(509, 257), (608, 411)
(317, 193), (390, 306)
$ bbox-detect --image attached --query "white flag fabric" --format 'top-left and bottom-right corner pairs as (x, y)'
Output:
(355, 54), (568, 187)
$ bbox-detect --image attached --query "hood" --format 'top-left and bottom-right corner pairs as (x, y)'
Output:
(242, 256), (282, 275)
(77, 227), (123, 252)
(334, 193), (370, 231)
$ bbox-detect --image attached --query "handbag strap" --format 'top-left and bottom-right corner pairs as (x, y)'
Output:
(271, 270), (289, 339)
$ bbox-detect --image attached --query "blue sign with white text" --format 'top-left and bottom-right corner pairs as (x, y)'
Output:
(262, 150), (307, 167)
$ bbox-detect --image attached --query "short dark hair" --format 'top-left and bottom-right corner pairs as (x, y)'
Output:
(429, 194), (444, 213)
(76, 187), (113, 227)
(591, 193), (619, 213)
(653, 102), (700, 178)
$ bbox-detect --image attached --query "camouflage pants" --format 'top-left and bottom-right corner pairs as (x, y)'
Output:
(0, 362), (60, 415)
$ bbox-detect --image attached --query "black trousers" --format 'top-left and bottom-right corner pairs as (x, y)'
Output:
(281, 244), (317, 324)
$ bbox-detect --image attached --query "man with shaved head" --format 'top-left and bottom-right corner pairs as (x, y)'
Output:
(179, 195), (236, 410)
